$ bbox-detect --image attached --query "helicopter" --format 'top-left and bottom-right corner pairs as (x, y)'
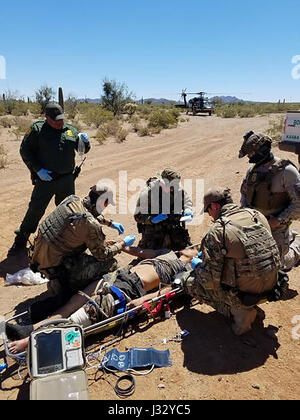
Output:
(175, 90), (214, 116)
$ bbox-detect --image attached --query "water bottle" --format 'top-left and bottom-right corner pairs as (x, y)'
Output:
(78, 133), (86, 159)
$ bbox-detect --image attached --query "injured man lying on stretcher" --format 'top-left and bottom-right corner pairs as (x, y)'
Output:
(6, 246), (198, 354)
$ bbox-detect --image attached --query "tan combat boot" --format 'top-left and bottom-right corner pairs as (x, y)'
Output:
(231, 307), (258, 336)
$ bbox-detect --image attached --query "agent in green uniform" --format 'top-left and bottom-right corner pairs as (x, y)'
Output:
(8, 103), (91, 256)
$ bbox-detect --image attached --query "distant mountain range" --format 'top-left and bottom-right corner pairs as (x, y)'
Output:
(78, 98), (101, 104)
(136, 98), (178, 105)
(78, 96), (248, 105)
(209, 96), (244, 103)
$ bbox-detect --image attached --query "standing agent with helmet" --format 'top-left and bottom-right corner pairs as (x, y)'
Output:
(28, 183), (136, 323)
(8, 102), (91, 256)
(239, 131), (300, 271)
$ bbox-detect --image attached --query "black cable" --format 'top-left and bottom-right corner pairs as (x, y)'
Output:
(114, 374), (136, 398)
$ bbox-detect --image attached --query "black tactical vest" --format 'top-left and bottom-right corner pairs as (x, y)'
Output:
(39, 196), (87, 252)
(218, 207), (280, 287)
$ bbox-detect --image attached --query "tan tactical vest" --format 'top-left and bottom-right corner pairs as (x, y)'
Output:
(245, 159), (293, 217)
(218, 208), (281, 288)
(39, 195), (88, 253)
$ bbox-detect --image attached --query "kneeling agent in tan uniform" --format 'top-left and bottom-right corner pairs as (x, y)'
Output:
(181, 187), (282, 335)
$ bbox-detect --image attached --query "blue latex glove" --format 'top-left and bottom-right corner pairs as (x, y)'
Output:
(184, 210), (194, 221)
(152, 214), (169, 224)
(79, 133), (90, 143)
(0, 363), (7, 373)
(37, 168), (52, 181)
(191, 257), (203, 270)
(111, 222), (125, 235)
(124, 235), (136, 247)
(198, 251), (203, 258)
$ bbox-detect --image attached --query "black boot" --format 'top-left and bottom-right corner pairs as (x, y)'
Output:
(6, 322), (33, 340)
(29, 293), (71, 324)
(7, 232), (28, 257)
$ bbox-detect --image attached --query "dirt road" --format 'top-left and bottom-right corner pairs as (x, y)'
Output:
(0, 114), (299, 400)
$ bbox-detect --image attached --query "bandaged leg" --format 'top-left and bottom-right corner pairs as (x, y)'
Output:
(69, 292), (115, 328)
(69, 307), (92, 328)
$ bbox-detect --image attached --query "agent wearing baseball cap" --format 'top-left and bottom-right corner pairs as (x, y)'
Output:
(181, 187), (281, 336)
(8, 102), (91, 256)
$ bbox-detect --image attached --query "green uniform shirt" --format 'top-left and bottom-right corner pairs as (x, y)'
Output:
(20, 120), (90, 175)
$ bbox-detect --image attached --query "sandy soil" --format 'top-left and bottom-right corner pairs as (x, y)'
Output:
(0, 113), (299, 401)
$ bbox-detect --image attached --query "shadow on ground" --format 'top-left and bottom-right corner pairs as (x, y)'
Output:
(176, 307), (280, 376)
(0, 250), (29, 282)
(0, 347), (30, 400)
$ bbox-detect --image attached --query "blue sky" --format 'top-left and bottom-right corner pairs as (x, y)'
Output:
(0, 0), (299, 102)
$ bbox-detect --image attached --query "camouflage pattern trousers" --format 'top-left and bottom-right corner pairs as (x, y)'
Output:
(272, 225), (300, 271)
(181, 271), (245, 318)
(30, 253), (118, 324)
(138, 223), (192, 251)
(47, 253), (118, 295)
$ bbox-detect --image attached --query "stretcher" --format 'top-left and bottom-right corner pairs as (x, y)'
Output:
(0, 282), (184, 365)
(84, 285), (183, 337)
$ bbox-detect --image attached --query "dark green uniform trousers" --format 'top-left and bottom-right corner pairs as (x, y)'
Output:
(18, 174), (75, 244)
(30, 254), (118, 323)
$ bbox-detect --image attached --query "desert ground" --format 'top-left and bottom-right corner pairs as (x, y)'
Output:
(0, 113), (299, 400)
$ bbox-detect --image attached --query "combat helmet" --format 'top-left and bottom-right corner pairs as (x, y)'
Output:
(239, 131), (272, 159)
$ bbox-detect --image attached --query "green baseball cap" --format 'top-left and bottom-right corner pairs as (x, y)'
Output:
(45, 102), (64, 121)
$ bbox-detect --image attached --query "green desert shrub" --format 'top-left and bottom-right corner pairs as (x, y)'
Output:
(0, 103), (6, 116)
(136, 104), (154, 119)
(148, 109), (178, 129)
(27, 102), (42, 118)
(130, 115), (142, 132)
(93, 120), (122, 144)
(10, 117), (32, 141)
(81, 105), (114, 128)
(169, 107), (181, 120)
(124, 103), (137, 117)
(215, 105), (237, 118)
(137, 125), (151, 137)
(0, 116), (13, 128)
(215, 101), (300, 119)
(11, 101), (29, 116)
(236, 106), (257, 118)
(93, 129), (108, 145)
(115, 127), (129, 143)
(65, 97), (78, 120)
(266, 116), (285, 144)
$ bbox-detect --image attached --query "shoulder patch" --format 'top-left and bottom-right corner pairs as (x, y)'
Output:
(32, 121), (45, 132)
